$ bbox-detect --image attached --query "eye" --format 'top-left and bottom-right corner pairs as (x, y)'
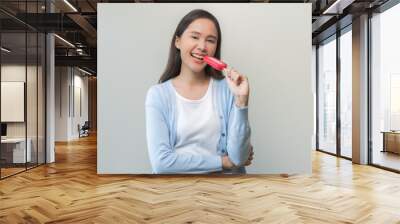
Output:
(207, 39), (216, 44)
(191, 36), (199, 40)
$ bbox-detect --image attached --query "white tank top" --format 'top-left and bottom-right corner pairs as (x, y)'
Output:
(174, 78), (221, 157)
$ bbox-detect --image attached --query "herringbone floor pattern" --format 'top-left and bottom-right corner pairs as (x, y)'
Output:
(1, 134), (400, 223)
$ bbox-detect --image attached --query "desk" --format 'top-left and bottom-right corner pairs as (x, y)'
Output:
(381, 131), (400, 154)
(1, 138), (31, 163)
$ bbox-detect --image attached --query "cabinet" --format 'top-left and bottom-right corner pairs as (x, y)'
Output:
(0, 138), (32, 165)
(382, 131), (400, 154)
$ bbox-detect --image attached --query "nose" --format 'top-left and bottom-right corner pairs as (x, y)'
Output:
(197, 40), (207, 53)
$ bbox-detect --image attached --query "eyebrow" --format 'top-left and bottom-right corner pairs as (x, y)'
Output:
(190, 31), (217, 40)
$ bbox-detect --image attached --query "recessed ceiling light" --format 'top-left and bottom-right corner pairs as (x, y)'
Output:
(78, 67), (93, 76)
(1, 47), (11, 53)
(54, 34), (75, 48)
(63, 0), (78, 12)
(322, 0), (354, 15)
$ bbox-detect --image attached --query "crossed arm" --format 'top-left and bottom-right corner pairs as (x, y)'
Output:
(145, 88), (251, 174)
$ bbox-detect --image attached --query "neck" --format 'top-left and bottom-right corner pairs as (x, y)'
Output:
(175, 65), (209, 85)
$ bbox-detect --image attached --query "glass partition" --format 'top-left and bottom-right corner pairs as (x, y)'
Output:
(317, 36), (337, 155)
(1, 31), (28, 177)
(0, 1), (46, 179)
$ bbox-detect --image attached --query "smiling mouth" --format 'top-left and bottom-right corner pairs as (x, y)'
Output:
(191, 53), (205, 60)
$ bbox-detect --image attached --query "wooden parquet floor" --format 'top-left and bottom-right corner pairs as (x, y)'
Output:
(1, 134), (400, 223)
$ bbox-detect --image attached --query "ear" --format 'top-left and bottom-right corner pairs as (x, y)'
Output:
(175, 36), (180, 50)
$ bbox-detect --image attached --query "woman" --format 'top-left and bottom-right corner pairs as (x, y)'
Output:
(146, 9), (252, 174)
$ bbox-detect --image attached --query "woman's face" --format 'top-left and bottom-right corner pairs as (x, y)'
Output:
(175, 18), (218, 74)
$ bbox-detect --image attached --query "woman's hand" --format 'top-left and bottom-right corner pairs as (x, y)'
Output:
(222, 155), (235, 169)
(224, 68), (249, 108)
(244, 144), (254, 166)
(221, 144), (254, 169)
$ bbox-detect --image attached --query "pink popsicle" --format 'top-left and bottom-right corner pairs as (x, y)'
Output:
(203, 56), (227, 71)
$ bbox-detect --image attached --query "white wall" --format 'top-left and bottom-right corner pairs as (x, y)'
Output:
(1, 63), (46, 163)
(312, 45), (316, 151)
(1, 65), (39, 137)
(55, 67), (89, 141)
(98, 3), (313, 174)
(72, 72), (89, 138)
(1, 66), (26, 127)
(55, 67), (69, 141)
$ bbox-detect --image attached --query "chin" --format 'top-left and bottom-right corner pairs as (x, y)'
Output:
(190, 67), (205, 73)
(185, 63), (205, 73)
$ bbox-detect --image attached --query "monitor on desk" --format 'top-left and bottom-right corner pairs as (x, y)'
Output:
(1, 123), (7, 138)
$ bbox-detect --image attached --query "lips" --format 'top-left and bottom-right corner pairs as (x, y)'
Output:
(190, 53), (205, 61)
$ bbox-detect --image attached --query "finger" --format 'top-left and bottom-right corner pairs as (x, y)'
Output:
(224, 68), (233, 78)
(249, 152), (254, 158)
(239, 75), (248, 86)
(242, 75), (248, 83)
(225, 70), (236, 86)
(224, 72), (235, 87)
(230, 70), (240, 84)
(225, 68), (237, 80)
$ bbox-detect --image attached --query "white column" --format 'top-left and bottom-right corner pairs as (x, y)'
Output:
(46, 1), (55, 163)
(46, 33), (55, 163)
(352, 14), (369, 164)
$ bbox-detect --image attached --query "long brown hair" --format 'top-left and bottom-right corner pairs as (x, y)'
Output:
(159, 9), (224, 83)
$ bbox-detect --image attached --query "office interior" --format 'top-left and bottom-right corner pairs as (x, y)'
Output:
(0, 0), (400, 223)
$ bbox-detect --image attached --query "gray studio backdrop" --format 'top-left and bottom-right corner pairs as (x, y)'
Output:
(98, 3), (313, 174)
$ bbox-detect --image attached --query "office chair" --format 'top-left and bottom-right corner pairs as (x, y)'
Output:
(79, 121), (90, 138)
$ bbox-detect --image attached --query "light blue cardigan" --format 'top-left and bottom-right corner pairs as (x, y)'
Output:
(145, 78), (251, 174)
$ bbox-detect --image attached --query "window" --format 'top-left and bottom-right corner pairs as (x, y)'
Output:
(340, 28), (352, 158)
(371, 2), (400, 171)
(317, 36), (337, 154)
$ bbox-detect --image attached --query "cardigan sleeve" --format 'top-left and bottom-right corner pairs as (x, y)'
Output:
(225, 92), (252, 167)
(145, 85), (223, 174)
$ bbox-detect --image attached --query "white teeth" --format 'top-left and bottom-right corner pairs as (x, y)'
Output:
(191, 53), (204, 60)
